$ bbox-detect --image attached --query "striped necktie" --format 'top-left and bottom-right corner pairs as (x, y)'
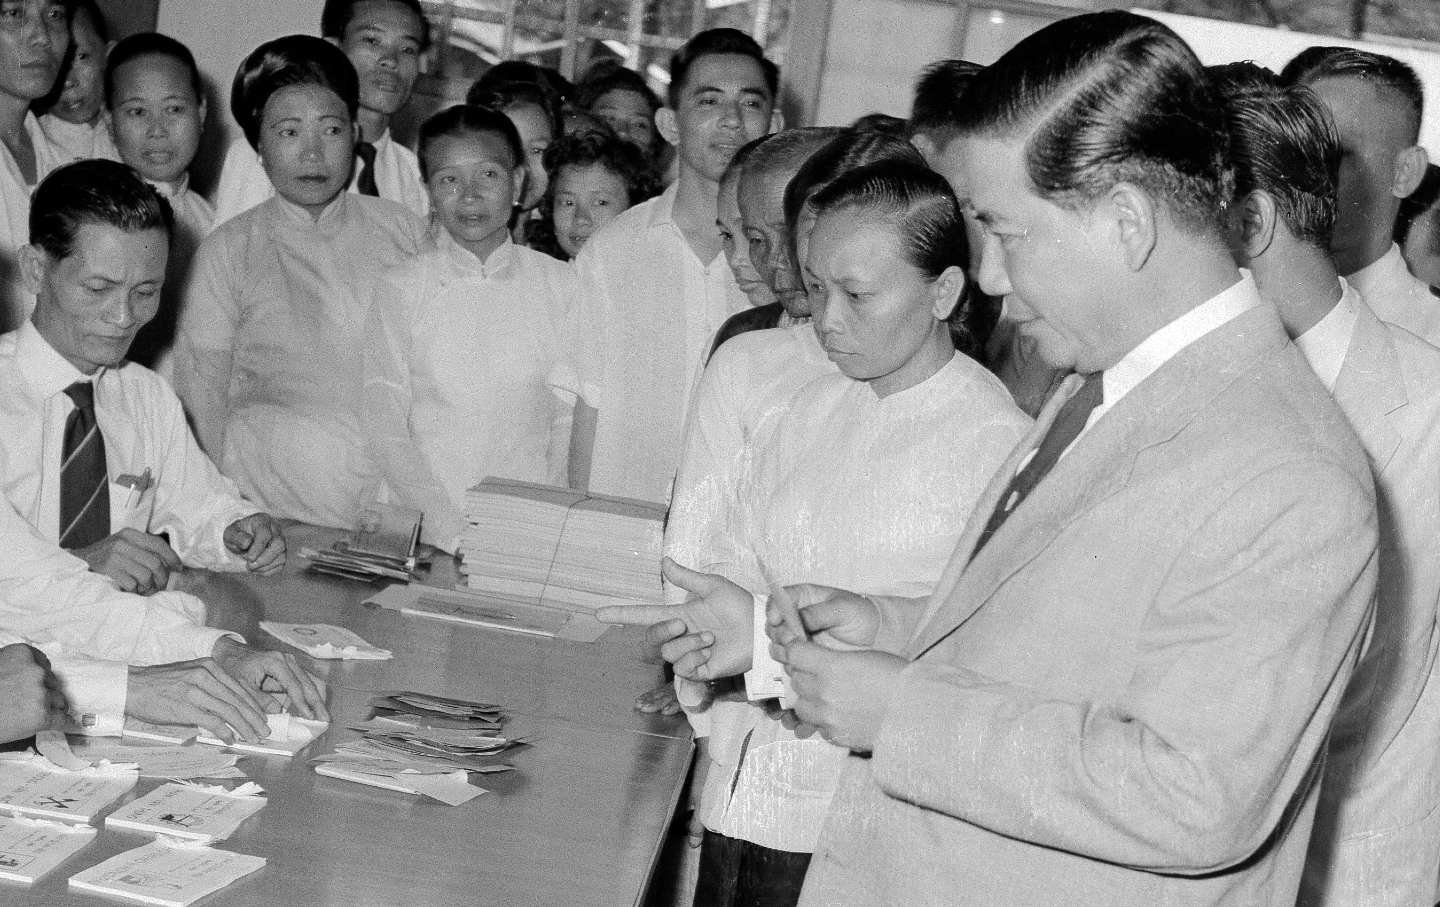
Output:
(970, 371), (1103, 561)
(58, 381), (109, 550)
(355, 141), (380, 197)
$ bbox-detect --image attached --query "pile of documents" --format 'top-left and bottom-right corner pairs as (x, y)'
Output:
(457, 478), (666, 609)
(303, 501), (423, 583)
(309, 692), (518, 806)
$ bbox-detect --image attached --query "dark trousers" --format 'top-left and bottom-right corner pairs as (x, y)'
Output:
(693, 829), (812, 907)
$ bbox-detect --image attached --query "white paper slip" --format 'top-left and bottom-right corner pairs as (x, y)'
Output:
(259, 622), (392, 660)
(313, 764), (485, 805)
(366, 583), (609, 643)
(68, 839), (265, 906)
(105, 783), (266, 843)
(0, 754), (138, 823)
(124, 713), (328, 757)
(0, 814), (96, 884)
(68, 743), (240, 781)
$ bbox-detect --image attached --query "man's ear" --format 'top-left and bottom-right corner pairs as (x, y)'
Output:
(511, 164), (526, 204)
(930, 265), (966, 320)
(197, 96), (208, 130)
(1394, 144), (1430, 199)
(18, 246), (47, 296)
(655, 108), (679, 148)
(768, 107), (784, 134)
(1104, 182), (1157, 272)
(1238, 190), (1278, 261)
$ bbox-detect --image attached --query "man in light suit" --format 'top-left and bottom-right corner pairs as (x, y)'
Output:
(605, 13), (1378, 904)
(1214, 63), (1440, 905)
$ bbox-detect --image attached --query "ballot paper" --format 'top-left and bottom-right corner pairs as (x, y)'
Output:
(68, 839), (265, 906)
(123, 713), (328, 758)
(302, 501), (422, 583)
(67, 743), (241, 781)
(259, 622), (392, 660)
(456, 478), (665, 611)
(0, 753), (138, 823)
(0, 814), (96, 884)
(105, 783), (266, 843)
(312, 764), (485, 806)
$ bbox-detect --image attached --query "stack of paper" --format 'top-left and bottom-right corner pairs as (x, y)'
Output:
(0, 814), (96, 884)
(0, 754), (138, 823)
(105, 782), (266, 843)
(259, 622), (392, 660)
(67, 743), (243, 781)
(308, 693), (516, 805)
(68, 839), (265, 906)
(303, 501), (422, 583)
(123, 713), (328, 758)
(456, 478), (665, 610)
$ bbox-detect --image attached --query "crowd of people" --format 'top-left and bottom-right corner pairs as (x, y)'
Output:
(3, 0), (1440, 904)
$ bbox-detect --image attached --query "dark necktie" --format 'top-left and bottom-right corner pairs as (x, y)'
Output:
(59, 381), (109, 550)
(355, 141), (379, 197)
(971, 371), (1103, 561)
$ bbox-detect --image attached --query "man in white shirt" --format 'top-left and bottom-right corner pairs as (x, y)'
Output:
(1282, 47), (1438, 343)
(610, 14), (1378, 905)
(2, 159), (286, 596)
(211, 0), (430, 225)
(1217, 62), (1440, 907)
(567, 28), (780, 503)
(0, 495), (328, 743)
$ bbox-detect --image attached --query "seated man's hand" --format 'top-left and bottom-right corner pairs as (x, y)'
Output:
(74, 528), (182, 595)
(211, 638), (329, 722)
(222, 513), (286, 575)
(126, 656), (273, 743)
(765, 585), (881, 649)
(597, 558), (755, 682)
(634, 682), (682, 716)
(0, 644), (67, 744)
(773, 642), (905, 753)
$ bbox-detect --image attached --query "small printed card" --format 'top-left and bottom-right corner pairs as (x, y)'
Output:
(258, 622), (392, 660)
(0, 753), (138, 823)
(124, 713), (328, 758)
(105, 782), (266, 843)
(0, 814), (96, 884)
(68, 839), (266, 906)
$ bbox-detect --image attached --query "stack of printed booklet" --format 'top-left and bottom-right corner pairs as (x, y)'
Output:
(456, 478), (666, 609)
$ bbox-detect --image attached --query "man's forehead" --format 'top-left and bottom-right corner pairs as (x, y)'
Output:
(1307, 75), (1415, 134)
(683, 53), (770, 95)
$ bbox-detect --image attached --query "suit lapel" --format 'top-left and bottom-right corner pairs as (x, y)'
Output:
(1332, 302), (1406, 477)
(906, 306), (1293, 659)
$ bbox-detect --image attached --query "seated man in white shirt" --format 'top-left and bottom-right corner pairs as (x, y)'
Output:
(211, 0), (430, 225)
(1281, 47), (1437, 343)
(0, 159), (286, 596)
(0, 495), (328, 742)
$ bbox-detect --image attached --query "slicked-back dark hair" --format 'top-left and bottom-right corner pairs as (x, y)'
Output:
(320, 0), (430, 51)
(907, 58), (982, 143)
(955, 11), (1231, 236)
(106, 32), (204, 108)
(666, 28), (777, 110)
(784, 128), (926, 234)
(231, 35), (359, 150)
(1281, 46), (1423, 144)
(1210, 62), (1339, 249)
(809, 159), (994, 359)
(416, 104), (524, 181)
(30, 160), (173, 259)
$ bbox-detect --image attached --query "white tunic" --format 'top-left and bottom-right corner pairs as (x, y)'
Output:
(173, 192), (426, 529)
(362, 230), (579, 549)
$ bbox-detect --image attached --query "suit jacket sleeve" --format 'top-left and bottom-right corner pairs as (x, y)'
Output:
(869, 459), (1377, 874)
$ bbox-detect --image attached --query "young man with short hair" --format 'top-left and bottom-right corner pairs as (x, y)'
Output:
(1282, 47), (1437, 342)
(566, 28), (779, 503)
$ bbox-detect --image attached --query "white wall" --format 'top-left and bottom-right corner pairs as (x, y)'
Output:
(811, 0), (957, 126)
(1143, 10), (1440, 156)
(157, 0), (322, 190)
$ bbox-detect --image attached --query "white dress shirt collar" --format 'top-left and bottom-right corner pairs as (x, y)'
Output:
(1293, 278), (1359, 393)
(1346, 242), (1406, 292)
(13, 320), (92, 399)
(1100, 273), (1258, 413)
